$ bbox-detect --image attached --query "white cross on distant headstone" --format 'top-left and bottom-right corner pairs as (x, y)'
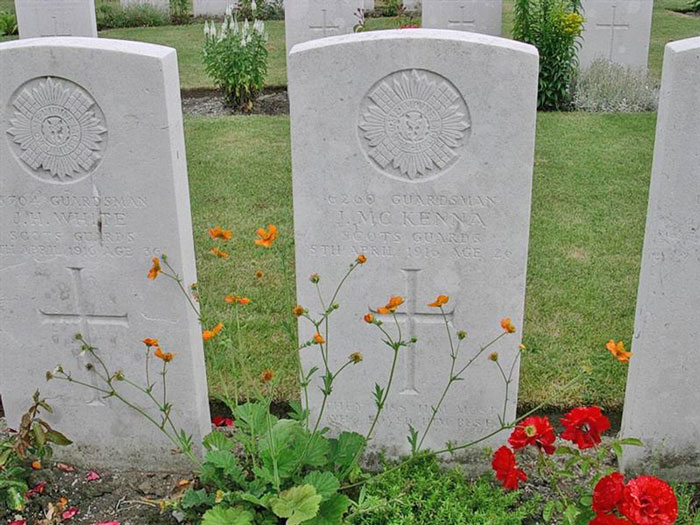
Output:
(40, 13), (73, 36)
(308, 8), (340, 35)
(596, 4), (630, 60)
(39, 267), (129, 405)
(373, 269), (455, 395)
(448, 4), (476, 30)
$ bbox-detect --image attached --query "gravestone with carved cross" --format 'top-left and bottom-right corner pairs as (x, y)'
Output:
(578, 0), (653, 69)
(15, 0), (97, 38)
(422, 0), (503, 36)
(289, 30), (538, 458)
(284, 0), (356, 55)
(0, 38), (210, 470)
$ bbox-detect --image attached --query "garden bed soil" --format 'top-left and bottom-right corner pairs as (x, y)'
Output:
(181, 87), (289, 117)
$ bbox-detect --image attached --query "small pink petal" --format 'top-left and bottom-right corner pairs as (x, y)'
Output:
(62, 507), (79, 520)
(9, 520), (27, 525)
(86, 470), (101, 481)
(56, 462), (75, 472)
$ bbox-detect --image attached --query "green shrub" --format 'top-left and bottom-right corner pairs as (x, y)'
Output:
(169, 0), (191, 24)
(235, 0), (285, 21)
(513, 0), (584, 110)
(571, 58), (659, 112)
(0, 11), (17, 36)
(691, 0), (700, 13)
(96, 3), (170, 30)
(378, 0), (404, 16)
(203, 10), (269, 110)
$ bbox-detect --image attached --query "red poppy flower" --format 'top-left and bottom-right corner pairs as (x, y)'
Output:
(620, 476), (678, 525)
(590, 514), (630, 525)
(491, 446), (527, 490)
(593, 472), (626, 515)
(560, 406), (610, 450)
(508, 416), (556, 455)
(212, 416), (234, 427)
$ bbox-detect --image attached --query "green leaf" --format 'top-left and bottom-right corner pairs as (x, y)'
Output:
(611, 442), (624, 464)
(203, 431), (234, 452)
(302, 471), (339, 499)
(543, 500), (555, 522)
(202, 505), (254, 525)
(328, 432), (365, 469)
(5, 485), (27, 511)
(234, 402), (276, 438)
(45, 429), (72, 446)
(203, 450), (246, 486)
(270, 485), (322, 525)
(181, 488), (215, 509)
(617, 437), (644, 447)
(302, 433), (330, 468)
(306, 493), (352, 525)
(32, 423), (46, 447)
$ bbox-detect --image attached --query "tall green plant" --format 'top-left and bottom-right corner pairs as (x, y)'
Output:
(513, 0), (584, 110)
(169, 0), (190, 24)
(692, 0), (700, 12)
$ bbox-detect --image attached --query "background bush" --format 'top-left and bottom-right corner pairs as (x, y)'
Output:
(691, 0), (700, 12)
(234, 0), (284, 21)
(169, 0), (191, 24)
(571, 59), (659, 112)
(0, 11), (17, 35)
(513, 0), (584, 110)
(96, 3), (170, 29)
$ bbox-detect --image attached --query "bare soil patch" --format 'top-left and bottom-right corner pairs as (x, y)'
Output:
(181, 88), (289, 117)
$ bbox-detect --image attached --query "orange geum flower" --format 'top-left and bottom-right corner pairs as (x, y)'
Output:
(225, 294), (237, 304)
(260, 369), (275, 383)
(349, 352), (363, 364)
(606, 339), (632, 363)
(377, 296), (404, 315)
(209, 247), (229, 259)
(255, 270), (264, 278)
(428, 295), (449, 308)
(293, 305), (305, 317)
(203, 322), (224, 341)
(154, 346), (174, 362)
(31, 460), (42, 470)
(147, 257), (162, 280)
(356, 254), (367, 264)
(255, 224), (278, 248)
(142, 338), (159, 347)
(364, 313), (375, 324)
(313, 332), (325, 344)
(208, 226), (233, 241)
(500, 317), (516, 334)
(238, 297), (250, 305)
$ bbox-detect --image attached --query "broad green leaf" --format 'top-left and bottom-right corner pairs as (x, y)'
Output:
(32, 423), (45, 447)
(202, 505), (254, 525)
(306, 493), (352, 524)
(181, 488), (215, 509)
(45, 429), (72, 446)
(328, 432), (365, 469)
(302, 471), (339, 499)
(203, 431), (235, 452)
(234, 402), (276, 438)
(302, 434), (330, 468)
(270, 485), (322, 525)
(203, 450), (246, 486)
(617, 437), (644, 447)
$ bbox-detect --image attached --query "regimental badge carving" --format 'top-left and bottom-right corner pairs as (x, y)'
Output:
(359, 69), (471, 182)
(6, 77), (107, 183)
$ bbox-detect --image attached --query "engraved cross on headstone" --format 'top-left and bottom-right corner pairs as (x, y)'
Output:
(308, 8), (340, 36)
(373, 269), (455, 395)
(41, 13), (72, 37)
(595, 4), (629, 60)
(448, 4), (476, 30)
(39, 267), (129, 405)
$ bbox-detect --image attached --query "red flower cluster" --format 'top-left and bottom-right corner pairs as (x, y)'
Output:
(592, 473), (678, 524)
(508, 416), (556, 455)
(561, 406), (611, 450)
(491, 446), (527, 490)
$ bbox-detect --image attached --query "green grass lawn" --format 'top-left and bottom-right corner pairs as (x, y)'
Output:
(185, 112), (655, 410)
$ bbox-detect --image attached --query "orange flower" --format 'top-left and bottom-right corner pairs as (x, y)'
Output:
(142, 338), (159, 347)
(313, 332), (325, 344)
(255, 270), (265, 278)
(255, 224), (278, 249)
(225, 294), (236, 304)
(147, 257), (162, 280)
(203, 322), (224, 341)
(209, 247), (229, 259)
(293, 305), (305, 317)
(260, 369), (275, 383)
(606, 340), (632, 363)
(208, 226), (233, 241)
(377, 296), (404, 315)
(428, 295), (449, 308)
(356, 254), (367, 264)
(31, 460), (42, 470)
(364, 313), (375, 324)
(349, 352), (363, 364)
(154, 346), (174, 362)
(500, 318), (516, 334)
(238, 297), (250, 305)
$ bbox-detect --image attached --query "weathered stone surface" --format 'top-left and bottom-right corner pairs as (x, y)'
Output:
(284, 0), (357, 54)
(0, 38), (210, 470)
(15, 0), (97, 39)
(288, 30), (538, 455)
(621, 37), (700, 481)
(422, 0), (502, 36)
(578, 0), (653, 69)
(193, 0), (232, 17)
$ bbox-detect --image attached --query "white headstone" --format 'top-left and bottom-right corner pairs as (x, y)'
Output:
(403, 0), (421, 10)
(578, 0), (653, 70)
(15, 0), (97, 39)
(0, 38), (210, 470)
(284, 0), (356, 53)
(289, 30), (538, 456)
(422, 0), (502, 36)
(193, 0), (232, 17)
(359, 0), (375, 12)
(120, 0), (169, 11)
(621, 37), (700, 481)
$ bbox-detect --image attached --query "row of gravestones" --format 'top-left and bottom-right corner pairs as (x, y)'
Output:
(15, 0), (654, 70)
(0, 31), (697, 479)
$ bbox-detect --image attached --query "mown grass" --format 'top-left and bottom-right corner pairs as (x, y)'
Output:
(185, 112), (655, 410)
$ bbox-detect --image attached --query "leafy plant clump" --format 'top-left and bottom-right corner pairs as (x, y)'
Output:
(691, 0), (700, 13)
(0, 11), (18, 36)
(169, 0), (191, 25)
(235, 0), (285, 21)
(513, 0), (584, 110)
(96, 3), (170, 30)
(571, 59), (659, 113)
(203, 8), (269, 110)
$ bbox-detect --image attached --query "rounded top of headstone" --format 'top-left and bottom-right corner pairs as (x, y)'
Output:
(0, 37), (176, 59)
(666, 36), (700, 54)
(288, 28), (538, 59)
